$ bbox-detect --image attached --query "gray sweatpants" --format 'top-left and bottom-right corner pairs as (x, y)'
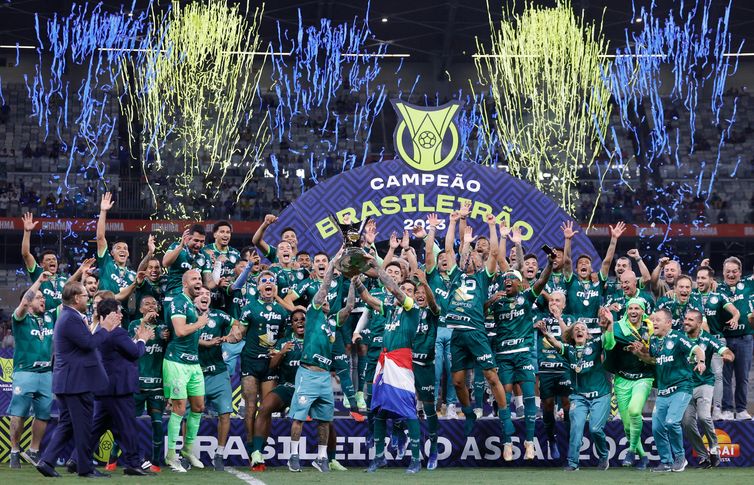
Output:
(682, 384), (717, 460)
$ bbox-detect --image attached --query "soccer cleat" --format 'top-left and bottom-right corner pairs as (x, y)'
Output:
(213, 453), (224, 472)
(735, 411), (752, 420)
(312, 457), (330, 473)
(671, 456), (687, 472)
(343, 394), (351, 410)
(503, 443), (513, 462)
(652, 463), (672, 473)
(622, 450), (636, 467)
(697, 458), (712, 469)
(251, 463), (267, 472)
(287, 454), (301, 472)
(366, 455), (387, 473)
(524, 441), (535, 460)
(597, 458), (609, 471)
(329, 459), (347, 471)
(463, 411), (477, 437)
(356, 391), (367, 411)
(166, 454), (187, 473)
(720, 410), (735, 420)
(181, 449), (204, 469)
(446, 403), (459, 419)
(21, 449), (40, 466)
(350, 410), (366, 422)
(548, 440), (560, 461)
(406, 457), (421, 474)
(473, 408), (483, 419)
(427, 451), (438, 470)
(105, 462), (117, 472)
(710, 453), (721, 468)
(636, 455), (649, 470)
(562, 465), (579, 471)
(250, 450), (265, 469)
(10, 451), (21, 469)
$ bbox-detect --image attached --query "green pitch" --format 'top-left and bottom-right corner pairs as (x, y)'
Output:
(2, 466), (753, 485)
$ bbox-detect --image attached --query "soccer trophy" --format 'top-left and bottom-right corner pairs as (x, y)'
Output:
(330, 214), (371, 278)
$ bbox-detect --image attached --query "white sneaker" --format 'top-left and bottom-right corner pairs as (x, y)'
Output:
(735, 411), (752, 420)
(474, 408), (483, 419)
(503, 443), (513, 461)
(446, 403), (459, 419)
(524, 441), (535, 460)
(181, 449), (205, 469)
(720, 410), (735, 420)
(712, 407), (723, 421)
(166, 454), (187, 473)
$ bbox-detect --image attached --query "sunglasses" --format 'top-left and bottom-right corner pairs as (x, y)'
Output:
(259, 277), (275, 284)
(504, 274), (519, 281)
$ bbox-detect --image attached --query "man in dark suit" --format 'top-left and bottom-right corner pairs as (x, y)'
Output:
(86, 298), (155, 476)
(37, 281), (118, 478)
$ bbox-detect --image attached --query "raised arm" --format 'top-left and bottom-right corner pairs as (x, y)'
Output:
(650, 257), (668, 294)
(424, 213), (440, 273)
(251, 214), (277, 258)
(383, 232), (400, 268)
(627, 249), (651, 286)
(336, 278), (357, 324)
(498, 223), (510, 273)
(510, 225), (525, 272)
(114, 271), (146, 301)
(353, 277), (382, 312)
(486, 213), (499, 275)
(368, 257), (408, 306)
(600, 222), (625, 277)
(14, 271), (49, 320)
(21, 212), (39, 271)
(162, 229), (191, 268)
(532, 253), (555, 295)
(534, 320), (563, 352)
(561, 220), (578, 279)
(414, 269), (440, 314)
(96, 192), (115, 256)
(312, 254), (338, 308)
(68, 258), (95, 283)
(445, 211), (459, 267)
(137, 234), (156, 272)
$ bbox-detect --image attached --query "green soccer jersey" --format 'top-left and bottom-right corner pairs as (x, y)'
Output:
(128, 319), (167, 390)
(364, 288), (393, 350)
(717, 279), (754, 337)
(269, 265), (307, 298)
(412, 306), (439, 362)
(694, 290), (733, 337)
(204, 243), (242, 309)
(96, 250), (136, 294)
(649, 330), (698, 395)
(165, 292), (202, 365)
(657, 294), (705, 331)
(198, 309), (233, 376)
(383, 298), (421, 352)
(290, 276), (342, 313)
(301, 305), (339, 368)
(164, 242), (211, 296)
(546, 272), (567, 294)
(11, 309), (56, 372)
(274, 336), (304, 385)
(491, 288), (538, 355)
(564, 274), (605, 333)
(536, 312), (574, 373)
(606, 288), (655, 320)
(445, 266), (492, 332)
(225, 280), (258, 320)
(239, 298), (290, 358)
(560, 338), (610, 398)
(603, 318), (655, 380)
(688, 330), (727, 387)
(427, 267), (452, 327)
(26, 263), (66, 310)
(134, 277), (166, 319)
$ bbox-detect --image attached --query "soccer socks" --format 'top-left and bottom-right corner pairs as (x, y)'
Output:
(629, 413), (644, 456)
(336, 367), (357, 408)
(167, 412), (183, 453)
(543, 405), (556, 440)
(374, 415), (387, 457)
(252, 436), (265, 453)
(185, 411), (202, 449)
(522, 382), (537, 442)
(357, 355), (367, 390)
(423, 401), (439, 454)
(498, 407), (513, 444)
(150, 412), (163, 465)
(407, 419), (421, 458)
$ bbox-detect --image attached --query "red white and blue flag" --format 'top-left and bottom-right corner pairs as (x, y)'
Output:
(371, 347), (417, 419)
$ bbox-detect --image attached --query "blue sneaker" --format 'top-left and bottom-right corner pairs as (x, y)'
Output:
(427, 451), (438, 470)
(548, 440), (561, 461)
(396, 433), (408, 460)
(597, 458), (610, 470)
(366, 455), (387, 473)
(388, 433), (399, 455)
(406, 457), (421, 474)
(652, 463), (672, 473)
(622, 450), (636, 467)
(636, 455), (649, 470)
(463, 411), (477, 436)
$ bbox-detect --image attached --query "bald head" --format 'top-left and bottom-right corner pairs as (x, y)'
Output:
(620, 270), (638, 294)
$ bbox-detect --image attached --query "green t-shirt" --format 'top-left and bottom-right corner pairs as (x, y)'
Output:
(445, 266), (492, 332)
(269, 265), (308, 298)
(363, 288), (392, 350)
(383, 298), (421, 352)
(301, 305), (339, 368)
(11, 308), (56, 372)
(413, 306), (440, 362)
(26, 263), (66, 310)
(96, 250), (136, 294)
(290, 276), (342, 313)
(603, 317), (655, 380)
(546, 272), (567, 294)
(560, 338), (610, 398)
(127, 318), (167, 390)
(606, 288), (655, 320)
(165, 292), (201, 365)
(717, 279), (754, 337)
(225, 280), (258, 320)
(164, 242), (211, 296)
(239, 298), (290, 358)
(274, 336), (304, 386)
(198, 309), (233, 376)
(649, 330), (698, 395)
(204, 243), (242, 309)
(426, 267), (452, 328)
(694, 290), (733, 337)
(134, 277), (166, 319)
(536, 312), (574, 373)
(491, 288), (538, 355)
(688, 330), (727, 387)
(564, 274), (605, 332)
(657, 294), (705, 331)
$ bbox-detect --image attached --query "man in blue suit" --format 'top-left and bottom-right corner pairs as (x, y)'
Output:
(83, 298), (156, 476)
(36, 281), (118, 478)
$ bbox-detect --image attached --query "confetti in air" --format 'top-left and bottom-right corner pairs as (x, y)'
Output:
(475, 0), (612, 214)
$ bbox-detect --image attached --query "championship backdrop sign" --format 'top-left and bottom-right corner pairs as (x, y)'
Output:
(274, 101), (599, 266)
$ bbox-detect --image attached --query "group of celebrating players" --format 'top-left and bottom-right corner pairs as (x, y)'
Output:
(7, 193), (754, 475)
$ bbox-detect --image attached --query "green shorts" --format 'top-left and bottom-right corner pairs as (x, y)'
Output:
(496, 351), (536, 384)
(288, 366), (334, 422)
(8, 371), (53, 420)
(271, 383), (295, 407)
(450, 329), (496, 372)
(538, 372), (572, 400)
(331, 332), (350, 371)
(240, 354), (277, 382)
(163, 360), (205, 400)
(413, 361), (435, 403)
(364, 345), (382, 384)
(134, 389), (166, 415)
(338, 312), (358, 342)
(204, 371), (233, 415)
